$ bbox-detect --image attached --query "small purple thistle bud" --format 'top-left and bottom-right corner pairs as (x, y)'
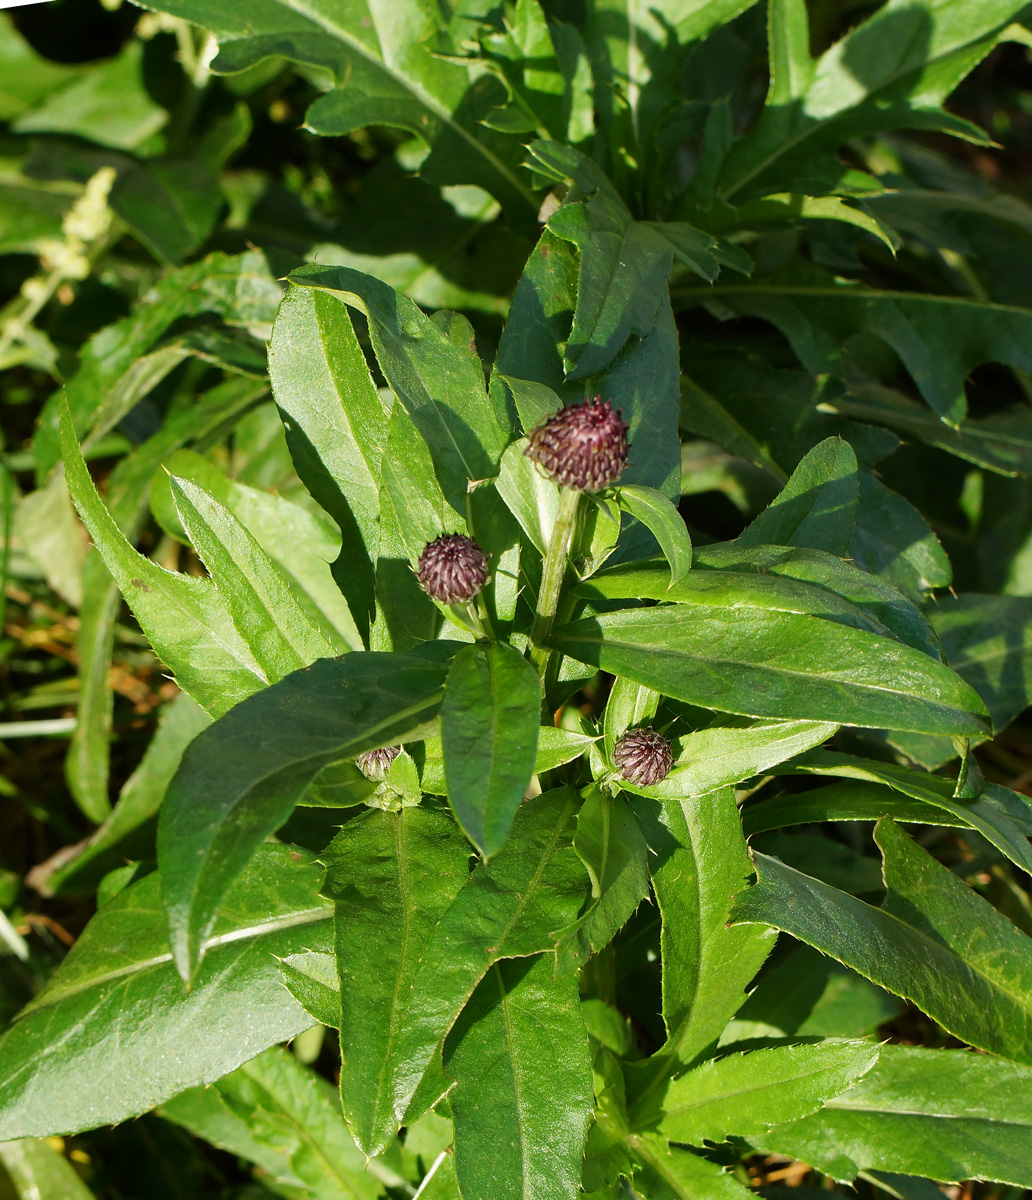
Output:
(525, 397), (630, 492)
(355, 745), (401, 782)
(613, 727), (673, 787)
(417, 534), (488, 604)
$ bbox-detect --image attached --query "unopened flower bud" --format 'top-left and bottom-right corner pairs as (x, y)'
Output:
(525, 397), (629, 492)
(356, 745), (400, 781)
(417, 534), (488, 604)
(613, 727), (673, 786)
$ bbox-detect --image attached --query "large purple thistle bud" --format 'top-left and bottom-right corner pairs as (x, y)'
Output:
(613, 727), (673, 786)
(355, 745), (401, 782)
(525, 397), (630, 492)
(417, 534), (488, 604)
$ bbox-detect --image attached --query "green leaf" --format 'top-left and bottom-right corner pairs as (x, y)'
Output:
(0, 1139), (95, 1200)
(626, 718), (837, 802)
(389, 789), (587, 1126)
(111, 159), (223, 265)
(554, 583), (989, 736)
(162, 1046), (386, 1200)
(715, 192), (901, 251)
(12, 40), (167, 152)
(716, 0), (1030, 204)
(444, 957), (592, 1200)
(731, 818), (1032, 1064)
(737, 438), (858, 556)
(616, 486), (692, 584)
(628, 789), (776, 1078)
(441, 642), (541, 857)
(626, 1138), (754, 1200)
(651, 1040), (879, 1144)
(61, 399), (268, 717)
(158, 646), (455, 981)
(756, 1044), (1032, 1187)
(13, 471), (86, 608)
(268, 284), (385, 641)
(553, 788), (650, 973)
(0, 844), (331, 1139)
(685, 283), (1032, 425)
(288, 266), (511, 510)
(279, 951), (341, 1029)
(321, 807), (470, 1156)
(0, 13), (75, 120)
(602, 676), (660, 762)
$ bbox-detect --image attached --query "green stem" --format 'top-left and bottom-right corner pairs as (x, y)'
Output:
(530, 487), (581, 676)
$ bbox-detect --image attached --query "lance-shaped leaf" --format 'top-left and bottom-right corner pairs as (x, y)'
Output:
(169, 474), (335, 682)
(0, 845), (331, 1140)
(268, 285), (386, 642)
(737, 437), (858, 556)
(755, 1044), (1032, 1188)
(441, 641), (541, 857)
(626, 1137), (754, 1200)
(389, 789), (588, 1124)
(731, 819), (1032, 1064)
(61, 398), (267, 717)
(162, 1046), (390, 1200)
(626, 788), (776, 1113)
(650, 1040), (879, 1144)
(288, 266), (512, 511)
(616, 486), (692, 584)
(553, 788), (649, 973)
(0, 1139), (95, 1200)
(444, 957), (592, 1200)
(553, 590), (989, 736)
(321, 808), (471, 1156)
(158, 645), (457, 982)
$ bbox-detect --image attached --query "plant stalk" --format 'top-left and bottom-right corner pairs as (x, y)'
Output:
(530, 486), (581, 676)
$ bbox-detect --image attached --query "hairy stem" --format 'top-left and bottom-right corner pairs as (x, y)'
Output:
(530, 487), (581, 676)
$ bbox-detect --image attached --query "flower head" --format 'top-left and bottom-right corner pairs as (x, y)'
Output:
(356, 745), (401, 782)
(613, 726), (673, 787)
(417, 534), (488, 604)
(525, 398), (629, 492)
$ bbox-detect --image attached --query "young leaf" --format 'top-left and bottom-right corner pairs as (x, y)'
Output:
(444, 956), (592, 1200)
(269, 284), (386, 642)
(553, 788), (650, 973)
(158, 645), (457, 982)
(736, 437), (859, 556)
(61, 398), (268, 717)
(441, 641), (541, 857)
(162, 1046), (387, 1200)
(0, 844), (331, 1140)
(553, 591), (990, 735)
(756, 1044), (1032, 1188)
(732, 818), (1032, 1064)
(650, 1040), (879, 1144)
(616, 485), (692, 584)
(321, 807), (471, 1156)
(169, 474), (335, 681)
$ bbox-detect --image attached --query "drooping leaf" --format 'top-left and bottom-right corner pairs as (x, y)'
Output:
(736, 437), (858, 555)
(441, 642), (541, 857)
(731, 818), (1032, 1064)
(0, 845), (331, 1139)
(162, 1046), (387, 1200)
(321, 807), (471, 1156)
(158, 646), (456, 981)
(650, 1040), (879, 1144)
(755, 1044), (1032, 1188)
(444, 957), (592, 1200)
(616, 486), (692, 584)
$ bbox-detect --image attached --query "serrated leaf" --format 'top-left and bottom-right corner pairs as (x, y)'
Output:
(737, 437), (858, 555)
(158, 646), (456, 981)
(321, 807), (470, 1155)
(444, 957), (592, 1200)
(0, 845), (331, 1139)
(756, 1044), (1032, 1188)
(731, 818), (1032, 1064)
(651, 1040), (879, 1144)
(617, 486), (692, 584)
(441, 641), (541, 857)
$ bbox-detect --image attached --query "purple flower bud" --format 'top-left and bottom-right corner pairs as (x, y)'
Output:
(613, 727), (673, 786)
(417, 534), (488, 604)
(525, 397), (630, 492)
(355, 745), (401, 782)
